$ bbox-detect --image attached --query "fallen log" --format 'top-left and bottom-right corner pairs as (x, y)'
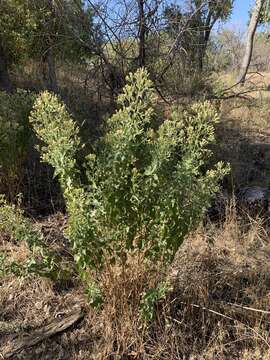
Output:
(1, 308), (84, 359)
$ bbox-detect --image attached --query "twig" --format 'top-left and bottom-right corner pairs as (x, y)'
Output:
(176, 301), (270, 348)
(222, 302), (270, 315)
(222, 72), (264, 93)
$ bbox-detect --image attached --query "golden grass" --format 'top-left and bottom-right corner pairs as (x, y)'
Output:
(214, 75), (270, 188)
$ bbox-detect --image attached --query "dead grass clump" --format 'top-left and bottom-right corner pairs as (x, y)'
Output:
(88, 255), (165, 359)
(145, 206), (270, 359)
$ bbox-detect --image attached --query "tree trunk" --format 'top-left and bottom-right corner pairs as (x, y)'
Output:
(41, 0), (58, 93)
(42, 49), (58, 93)
(197, 10), (216, 72)
(137, 0), (146, 67)
(0, 42), (13, 92)
(198, 30), (206, 71)
(47, 49), (58, 92)
(238, 0), (264, 84)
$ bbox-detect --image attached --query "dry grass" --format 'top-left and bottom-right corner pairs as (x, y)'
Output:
(215, 75), (270, 188)
(1, 203), (270, 359)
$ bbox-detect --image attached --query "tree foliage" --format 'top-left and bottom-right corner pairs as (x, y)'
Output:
(164, 0), (234, 70)
(0, 0), (37, 65)
(0, 90), (35, 198)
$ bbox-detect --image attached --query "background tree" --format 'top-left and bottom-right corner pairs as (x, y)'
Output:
(0, 0), (36, 91)
(0, 0), (99, 93)
(163, 0), (234, 72)
(209, 27), (244, 72)
(28, 0), (99, 92)
(238, 0), (265, 84)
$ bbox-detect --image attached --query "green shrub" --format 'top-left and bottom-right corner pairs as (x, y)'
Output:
(0, 195), (70, 280)
(0, 90), (35, 198)
(30, 68), (228, 304)
(140, 283), (168, 322)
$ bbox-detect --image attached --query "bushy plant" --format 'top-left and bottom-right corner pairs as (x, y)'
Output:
(30, 69), (228, 304)
(0, 195), (69, 280)
(140, 283), (168, 322)
(0, 90), (35, 198)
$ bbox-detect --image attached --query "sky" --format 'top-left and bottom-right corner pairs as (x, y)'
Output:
(226, 0), (253, 29)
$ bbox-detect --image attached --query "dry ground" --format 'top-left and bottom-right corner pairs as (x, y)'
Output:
(1, 206), (270, 359)
(216, 72), (270, 188)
